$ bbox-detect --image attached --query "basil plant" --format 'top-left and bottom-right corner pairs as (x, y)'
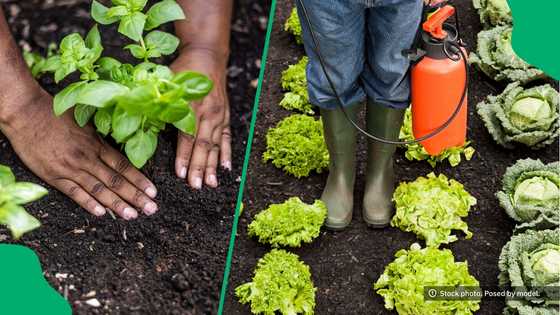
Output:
(32, 0), (213, 168)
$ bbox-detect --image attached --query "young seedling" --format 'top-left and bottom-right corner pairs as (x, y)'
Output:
(0, 165), (47, 239)
(31, 0), (213, 168)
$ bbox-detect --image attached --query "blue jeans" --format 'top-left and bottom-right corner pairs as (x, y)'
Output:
(296, 0), (423, 109)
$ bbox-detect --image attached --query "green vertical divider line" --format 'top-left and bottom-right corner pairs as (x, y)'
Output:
(217, 0), (277, 313)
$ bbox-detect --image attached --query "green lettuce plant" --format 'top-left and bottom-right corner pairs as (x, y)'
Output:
(374, 243), (480, 315)
(399, 108), (475, 167)
(29, 0), (213, 168)
(473, 0), (512, 28)
(236, 249), (316, 315)
(498, 229), (560, 315)
(280, 56), (313, 114)
(284, 7), (302, 45)
(0, 165), (47, 239)
(248, 197), (327, 248)
(477, 82), (559, 149)
(469, 26), (546, 83)
(263, 114), (329, 178)
(391, 172), (477, 247)
(496, 158), (559, 232)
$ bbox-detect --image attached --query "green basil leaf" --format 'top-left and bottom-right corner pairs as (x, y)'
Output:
(118, 12), (146, 41)
(124, 44), (147, 59)
(42, 55), (62, 73)
(54, 62), (77, 83)
(157, 99), (190, 123)
(112, 0), (128, 5)
(92, 0), (121, 25)
(0, 203), (41, 239)
(145, 30), (180, 56)
(173, 71), (214, 100)
(94, 107), (113, 136)
(74, 104), (97, 127)
(0, 165), (16, 188)
(145, 0), (185, 30)
(173, 110), (196, 135)
(59, 33), (86, 55)
(107, 5), (128, 18)
(85, 25), (102, 49)
(111, 107), (142, 143)
(116, 85), (157, 115)
(53, 81), (87, 116)
(125, 129), (158, 168)
(130, 0), (148, 12)
(3, 183), (48, 205)
(96, 57), (122, 79)
(77, 80), (129, 107)
(153, 65), (173, 80)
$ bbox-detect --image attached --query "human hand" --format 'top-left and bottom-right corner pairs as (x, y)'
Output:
(171, 48), (231, 189)
(0, 88), (158, 220)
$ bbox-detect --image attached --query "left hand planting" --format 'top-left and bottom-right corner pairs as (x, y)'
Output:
(172, 48), (231, 189)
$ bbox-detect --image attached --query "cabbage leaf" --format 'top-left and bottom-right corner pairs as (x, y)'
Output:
(472, 0), (512, 28)
(280, 56), (314, 114)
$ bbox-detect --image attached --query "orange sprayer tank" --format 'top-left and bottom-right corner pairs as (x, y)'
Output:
(411, 5), (468, 155)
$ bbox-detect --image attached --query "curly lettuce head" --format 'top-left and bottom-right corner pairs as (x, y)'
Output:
(477, 82), (559, 149)
(280, 56), (313, 114)
(248, 197), (327, 248)
(473, 0), (512, 28)
(263, 114), (329, 178)
(399, 108), (475, 167)
(284, 7), (302, 44)
(236, 249), (316, 315)
(496, 158), (559, 231)
(374, 243), (480, 315)
(469, 26), (546, 83)
(391, 173), (477, 247)
(499, 229), (560, 315)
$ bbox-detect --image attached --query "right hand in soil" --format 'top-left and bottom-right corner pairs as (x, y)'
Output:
(0, 88), (159, 220)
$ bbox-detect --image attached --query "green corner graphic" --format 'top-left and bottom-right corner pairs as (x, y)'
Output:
(509, 0), (560, 80)
(0, 244), (72, 315)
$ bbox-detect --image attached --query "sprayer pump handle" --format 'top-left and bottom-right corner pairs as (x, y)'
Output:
(423, 5), (455, 40)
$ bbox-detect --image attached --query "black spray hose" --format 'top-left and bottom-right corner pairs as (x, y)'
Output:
(296, 0), (469, 145)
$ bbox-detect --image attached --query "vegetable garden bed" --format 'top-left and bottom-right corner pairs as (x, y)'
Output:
(0, 0), (270, 313)
(224, 1), (558, 314)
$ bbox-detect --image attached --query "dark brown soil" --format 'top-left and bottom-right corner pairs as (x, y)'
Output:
(0, 0), (270, 314)
(223, 1), (559, 315)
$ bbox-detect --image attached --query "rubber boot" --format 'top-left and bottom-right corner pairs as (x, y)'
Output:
(320, 102), (361, 230)
(363, 100), (405, 228)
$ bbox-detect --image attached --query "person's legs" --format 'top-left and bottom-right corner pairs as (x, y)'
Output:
(362, 0), (422, 227)
(296, 0), (365, 229)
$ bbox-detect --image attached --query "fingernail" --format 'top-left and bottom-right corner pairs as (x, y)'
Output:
(208, 175), (218, 187)
(179, 167), (187, 179)
(193, 177), (202, 189)
(123, 207), (138, 220)
(145, 187), (157, 198)
(94, 206), (106, 216)
(222, 161), (232, 171)
(143, 202), (158, 215)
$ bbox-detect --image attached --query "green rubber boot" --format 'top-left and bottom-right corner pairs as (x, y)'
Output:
(320, 102), (361, 230)
(363, 100), (405, 228)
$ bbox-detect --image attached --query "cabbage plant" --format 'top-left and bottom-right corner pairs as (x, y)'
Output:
(477, 82), (559, 149)
(469, 26), (546, 83)
(392, 173), (477, 247)
(472, 0), (512, 28)
(399, 108), (475, 167)
(497, 158), (559, 231)
(374, 243), (480, 315)
(236, 249), (316, 315)
(263, 114), (329, 178)
(248, 197), (327, 248)
(498, 229), (560, 315)
(0, 165), (47, 239)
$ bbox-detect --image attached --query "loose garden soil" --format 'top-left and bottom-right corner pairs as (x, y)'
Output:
(0, 0), (271, 314)
(224, 1), (559, 314)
